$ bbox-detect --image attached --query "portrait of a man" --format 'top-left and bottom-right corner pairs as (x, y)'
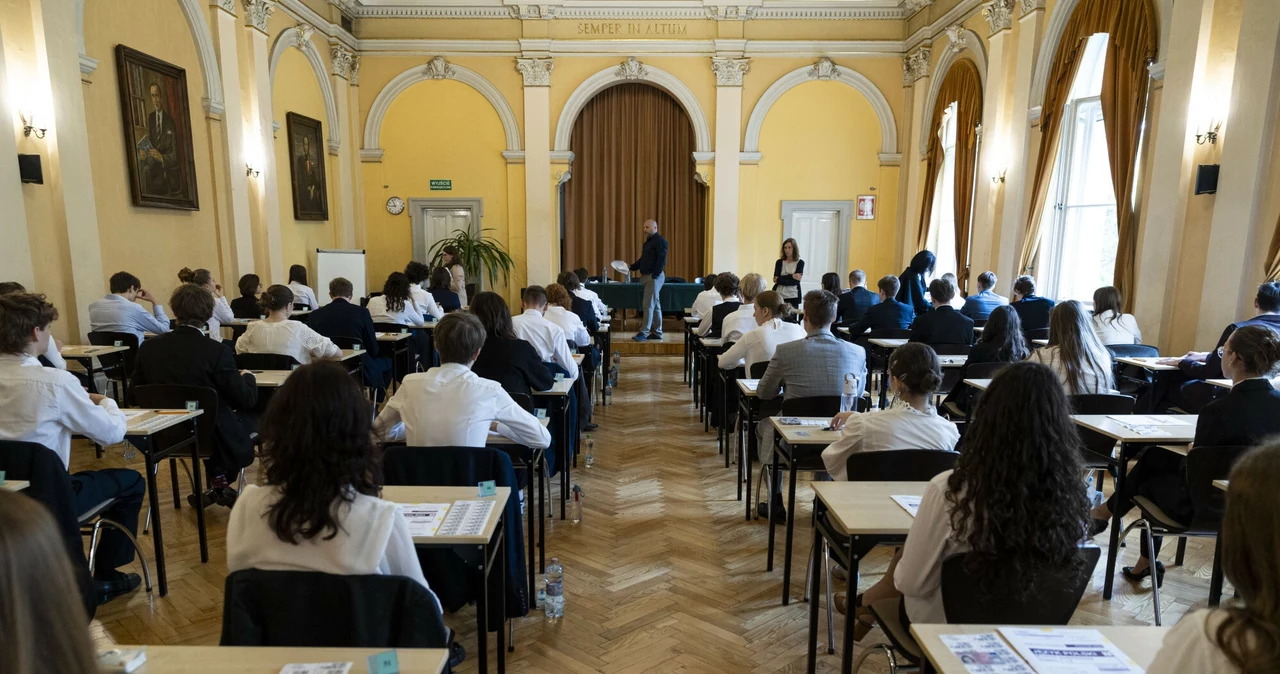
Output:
(115, 45), (199, 210)
(286, 112), (328, 221)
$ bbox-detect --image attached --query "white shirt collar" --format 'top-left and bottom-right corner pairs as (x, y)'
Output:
(522, 309), (543, 318)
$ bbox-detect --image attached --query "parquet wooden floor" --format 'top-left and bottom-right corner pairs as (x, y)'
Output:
(81, 355), (1227, 672)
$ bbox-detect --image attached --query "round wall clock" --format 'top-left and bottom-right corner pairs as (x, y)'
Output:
(386, 196), (406, 215)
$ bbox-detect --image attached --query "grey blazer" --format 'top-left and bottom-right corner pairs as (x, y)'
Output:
(758, 330), (868, 402)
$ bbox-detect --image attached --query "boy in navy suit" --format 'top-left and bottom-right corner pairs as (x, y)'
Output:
(837, 269), (880, 326)
(847, 276), (915, 337)
(307, 277), (392, 393)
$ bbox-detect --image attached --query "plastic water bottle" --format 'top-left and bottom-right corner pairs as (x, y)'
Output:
(535, 576), (546, 609)
(610, 351), (621, 388)
(841, 373), (858, 412)
(570, 485), (584, 524)
(602, 381), (612, 406)
(584, 434), (595, 468)
(544, 558), (564, 619)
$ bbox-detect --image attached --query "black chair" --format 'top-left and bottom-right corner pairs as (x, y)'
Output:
(1070, 393), (1136, 487)
(861, 547), (1101, 671)
(928, 344), (972, 396)
(292, 303), (309, 311)
(220, 569), (447, 648)
(1119, 445), (1247, 624)
(1027, 327), (1051, 342)
(87, 331), (140, 403)
(1107, 344), (1161, 397)
(845, 449), (959, 483)
(235, 353), (300, 371)
(510, 392), (535, 413)
(941, 361), (1009, 419)
(749, 361), (769, 379)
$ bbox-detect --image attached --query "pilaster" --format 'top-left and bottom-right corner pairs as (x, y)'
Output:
(994, 1), (1044, 293)
(518, 57), (555, 285)
(711, 57), (749, 273)
(330, 44), (357, 248)
(969, 19), (1011, 287)
(900, 46), (931, 268)
(243, 0), (284, 283)
(208, 0), (256, 281)
(0, 27), (34, 288)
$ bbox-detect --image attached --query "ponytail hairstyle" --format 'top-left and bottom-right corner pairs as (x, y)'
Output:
(887, 342), (943, 397)
(1226, 325), (1280, 379)
(178, 267), (212, 287)
(755, 290), (794, 321)
(259, 285), (294, 314)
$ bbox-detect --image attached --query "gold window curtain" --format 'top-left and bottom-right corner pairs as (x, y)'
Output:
(1266, 211), (1280, 281)
(915, 59), (983, 294)
(564, 83), (707, 281)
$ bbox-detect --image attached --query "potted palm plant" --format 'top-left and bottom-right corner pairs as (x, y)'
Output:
(426, 228), (515, 293)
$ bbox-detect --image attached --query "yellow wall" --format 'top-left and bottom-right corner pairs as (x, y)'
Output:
(272, 46), (337, 276)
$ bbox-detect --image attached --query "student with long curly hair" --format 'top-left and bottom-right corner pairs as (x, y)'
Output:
(366, 272), (427, 327)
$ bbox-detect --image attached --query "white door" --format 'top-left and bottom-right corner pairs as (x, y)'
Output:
(422, 208), (473, 262)
(788, 210), (840, 296)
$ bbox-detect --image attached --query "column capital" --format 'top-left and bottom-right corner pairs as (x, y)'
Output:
(242, 0), (274, 33)
(1018, 0), (1045, 16)
(711, 57), (750, 87)
(982, 0), (1015, 35)
(350, 55), (361, 85)
(291, 23), (314, 50)
(331, 44), (356, 80)
(211, 0), (237, 16)
(902, 47), (931, 86)
(944, 24), (971, 54)
(516, 57), (555, 87)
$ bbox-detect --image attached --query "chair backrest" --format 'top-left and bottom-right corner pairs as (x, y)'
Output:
(1069, 393), (1135, 415)
(1027, 327), (1051, 341)
(930, 343), (972, 356)
(749, 361), (769, 379)
(971, 319), (988, 328)
(87, 331), (140, 374)
(941, 547), (1101, 624)
(1106, 343), (1160, 359)
(130, 385), (219, 459)
(964, 361), (1008, 380)
(1186, 445), (1250, 532)
(328, 335), (365, 351)
(219, 569), (447, 648)
(235, 353), (300, 371)
(781, 396), (842, 417)
(845, 449), (959, 482)
(510, 392), (535, 413)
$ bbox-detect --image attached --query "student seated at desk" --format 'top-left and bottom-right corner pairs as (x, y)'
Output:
(366, 272), (428, 327)
(236, 285), (341, 365)
(571, 266), (610, 320)
(545, 284), (591, 348)
(1147, 441), (1280, 674)
(821, 343), (959, 480)
(847, 276), (915, 337)
(229, 273), (263, 319)
(0, 292), (144, 603)
(722, 273), (766, 343)
(0, 282), (65, 369)
(717, 290), (805, 374)
(910, 278), (974, 347)
(1167, 281), (1280, 413)
(696, 272), (742, 338)
(87, 271), (170, 344)
(1009, 275), (1055, 337)
(1090, 325), (1280, 586)
(837, 270), (880, 327)
(1029, 300), (1113, 395)
(428, 266), (461, 314)
(941, 305), (1030, 412)
(556, 271), (600, 337)
(286, 264), (319, 311)
(132, 283), (258, 509)
(228, 361), (441, 612)
(1091, 285), (1141, 345)
(940, 273), (966, 310)
(842, 362), (1090, 637)
(821, 272), (841, 295)
(404, 261), (445, 320)
(690, 273), (721, 321)
(959, 271), (1007, 321)
(0, 491), (100, 672)
(374, 313), (551, 449)
(178, 267), (233, 341)
(512, 286), (579, 380)
(307, 277), (392, 393)
(470, 292), (554, 398)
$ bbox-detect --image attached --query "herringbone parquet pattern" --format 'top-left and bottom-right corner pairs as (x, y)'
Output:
(81, 355), (1227, 671)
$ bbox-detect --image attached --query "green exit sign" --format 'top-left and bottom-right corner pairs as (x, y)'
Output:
(429, 179), (452, 191)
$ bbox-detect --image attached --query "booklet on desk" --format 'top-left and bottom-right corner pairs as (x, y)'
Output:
(937, 632), (1033, 673)
(401, 503), (451, 537)
(997, 627), (1143, 674)
(891, 495), (921, 517)
(278, 663), (353, 674)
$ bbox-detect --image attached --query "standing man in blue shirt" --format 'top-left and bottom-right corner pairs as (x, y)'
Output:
(88, 272), (171, 344)
(960, 271), (1008, 321)
(631, 219), (668, 342)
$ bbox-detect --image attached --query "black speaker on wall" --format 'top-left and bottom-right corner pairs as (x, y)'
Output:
(1195, 164), (1219, 195)
(17, 154), (43, 184)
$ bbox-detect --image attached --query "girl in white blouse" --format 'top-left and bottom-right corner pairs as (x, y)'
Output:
(841, 362), (1091, 639)
(821, 343), (959, 480)
(718, 290), (805, 374)
(287, 264), (320, 311)
(178, 267), (234, 341)
(1148, 441), (1280, 674)
(367, 272), (427, 327)
(545, 283), (591, 347)
(1029, 299), (1114, 395)
(1090, 286), (1142, 345)
(227, 362), (440, 611)
(235, 285), (340, 364)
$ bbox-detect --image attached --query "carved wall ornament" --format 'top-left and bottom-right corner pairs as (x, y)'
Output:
(711, 57), (750, 86)
(808, 57), (840, 81)
(423, 56), (456, 80)
(982, 0), (1014, 34)
(616, 56), (648, 80)
(516, 57), (555, 87)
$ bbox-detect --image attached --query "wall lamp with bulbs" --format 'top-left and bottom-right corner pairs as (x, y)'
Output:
(21, 113), (47, 139)
(992, 170), (1006, 184)
(1196, 121), (1221, 145)
(245, 164), (260, 178)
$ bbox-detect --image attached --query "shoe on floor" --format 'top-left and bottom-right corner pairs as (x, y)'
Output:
(95, 571), (142, 603)
(187, 489), (216, 510)
(648, 332), (662, 340)
(767, 495), (787, 524)
(1089, 518), (1110, 537)
(584, 422), (599, 432)
(631, 333), (648, 342)
(448, 642), (467, 668)
(755, 500), (786, 522)
(212, 486), (239, 508)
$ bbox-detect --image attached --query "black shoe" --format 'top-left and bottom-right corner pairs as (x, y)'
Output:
(95, 572), (142, 603)
(648, 332), (662, 340)
(584, 422), (599, 432)
(770, 496), (788, 525)
(212, 486), (239, 508)
(1089, 518), (1110, 537)
(448, 641), (466, 668)
(187, 489), (216, 510)
(1122, 561), (1165, 587)
(631, 333), (648, 342)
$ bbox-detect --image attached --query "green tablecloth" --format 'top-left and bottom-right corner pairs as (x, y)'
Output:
(586, 282), (702, 313)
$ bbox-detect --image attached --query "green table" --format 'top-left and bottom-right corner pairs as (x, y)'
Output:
(586, 282), (702, 313)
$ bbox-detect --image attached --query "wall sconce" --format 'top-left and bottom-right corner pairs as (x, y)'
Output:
(21, 112), (46, 139)
(245, 164), (260, 178)
(1195, 121), (1221, 145)
(992, 170), (1006, 184)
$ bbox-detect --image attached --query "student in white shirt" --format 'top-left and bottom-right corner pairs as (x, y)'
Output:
(227, 361), (441, 613)
(87, 271), (170, 344)
(403, 261), (444, 320)
(696, 273), (741, 337)
(721, 273), (766, 342)
(690, 274), (722, 321)
(0, 292), (146, 602)
(178, 267), (234, 341)
(286, 264), (320, 311)
(366, 272), (427, 327)
(822, 343), (959, 480)
(236, 285), (341, 364)
(374, 312), (551, 448)
(0, 281), (65, 368)
(718, 290), (805, 374)
(570, 267), (609, 320)
(512, 285), (579, 380)
(545, 283), (591, 347)
(1147, 441), (1280, 674)
(1029, 300), (1114, 395)
(1090, 285), (1142, 345)
(840, 362), (1090, 639)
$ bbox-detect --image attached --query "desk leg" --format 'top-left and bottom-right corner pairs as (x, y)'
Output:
(783, 455), (798, 605)
(841, 550), (858, 674)
(683, 325), (691, 384)
(560, 398), (569, 521)
(1103, 441), (1129, 600)
(767, 444), (780, 571)
(145, 452), (168, 596)
(807, 515), (823, 673)
(190, 428), (208, 563)
(879, 354), (890, 410)
(736, 403), (744, 501)
(477, 540), (490, 674)
(526, 456), (536, 597)
(499, 532), (509, 665)
(745, 419), (754, 521)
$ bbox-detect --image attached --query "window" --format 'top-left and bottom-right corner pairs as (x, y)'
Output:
(1037, 34), (1118, 304)
(926, 102), (959, 279)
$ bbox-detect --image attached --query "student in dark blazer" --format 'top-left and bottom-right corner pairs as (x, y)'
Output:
(837, 269), (880, 327)
(131, 283), (257, 509)
(910, 278), (974, 347)
(306, 277), (392, 391)
(1091, 325), (1280, 584)
(427, 266), (462, 313)
(470, 291), (554, 399)
(848, 275), (915, 337)
(1168, 281), (1280, 412)
(1009, 274), (1055, 337)
(896, 250), (935, 316)
(695, 272), (741, 339)
(229, 273), (263, 319)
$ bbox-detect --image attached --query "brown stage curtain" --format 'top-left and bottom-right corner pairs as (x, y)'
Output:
(1266, 211), (1280, 281)
(915, 59), (983, 295)
(564, 83), (706, 281)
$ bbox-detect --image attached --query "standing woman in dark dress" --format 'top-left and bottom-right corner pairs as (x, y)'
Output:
(897, 250), (936, 316)
(469, 291), (553, 398)
(773, 238), (805, 309)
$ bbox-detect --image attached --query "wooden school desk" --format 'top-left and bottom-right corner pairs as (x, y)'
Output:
(247, 370), (291, 388)
(1, 480), (30, 491)
(683, 315), (700, 383)
(486, 417), (552, 596)
(867, 338), (907, 409)
(1213, 479), (1228, 491)
(909, 624), (1169, 674)
(109, 645), (448, 673)
(60, 344), (130, 391)
(382, 486), (511, 674)
(534, 376), (576, 520)
(737, 378), (761, 519)
(696, 336), (726, 425)
(768, 416), (842, 606)
(807, 481), (929, 673)
(376, 331), (412, 385)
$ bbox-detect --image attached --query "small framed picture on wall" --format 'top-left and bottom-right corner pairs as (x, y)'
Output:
(856, 195), (876, 220)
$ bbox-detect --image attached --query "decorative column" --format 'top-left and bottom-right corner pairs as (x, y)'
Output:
(243, 0), (284, 284)
(208, 0), (256, 281)
(711, 56), (749, 273)
(330, 43), (357, 248)
(899, 46), (932, 267)
(346, 55), (366, 249)
(994, 0), (1045, 290)
(1133, 0), (1217, 348)
(0, 27), (34, 288)
(517, 57), (555, 286)
(968, 3), (1013, 286)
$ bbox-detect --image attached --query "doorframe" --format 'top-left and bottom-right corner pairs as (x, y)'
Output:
(779, 200), (854, 278)
(408, 197), (484, 264)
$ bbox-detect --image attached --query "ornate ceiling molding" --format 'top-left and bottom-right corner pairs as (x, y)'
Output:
(901, 0), (932, 15)
(1018, 0), (1044, 14)
(343, 0), (908, 21)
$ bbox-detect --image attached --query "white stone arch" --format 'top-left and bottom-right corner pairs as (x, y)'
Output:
(919, 30), (988, 156)
(743, 59), (899, 164)
(553, 59), (712, 156)
(269, 26), (340, 154)
(362, 58), (521, 162)
(1029, 0), (1172, 117)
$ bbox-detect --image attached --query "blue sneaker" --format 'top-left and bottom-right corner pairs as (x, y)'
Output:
(631, 333), (648, 342)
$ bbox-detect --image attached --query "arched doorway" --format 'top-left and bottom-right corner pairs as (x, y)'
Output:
(563, 83), (707, 281)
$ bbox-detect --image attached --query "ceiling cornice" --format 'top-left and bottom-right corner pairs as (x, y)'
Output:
(347, 0), (910, 20)
(278, 0), (358, 49)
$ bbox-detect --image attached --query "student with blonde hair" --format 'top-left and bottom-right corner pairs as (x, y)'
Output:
(722, 272), (767, 342)
(718, 290), (805, 374)
(545, 283), (591, 348)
